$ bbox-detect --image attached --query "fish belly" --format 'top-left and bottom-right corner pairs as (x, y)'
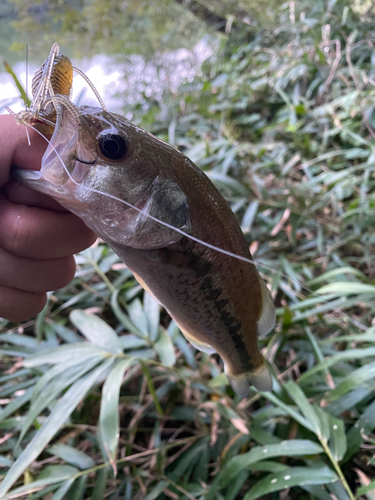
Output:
(111, 238), (265, 379)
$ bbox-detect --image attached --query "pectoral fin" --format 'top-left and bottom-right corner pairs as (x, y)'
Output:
(130, 175), (191, 249)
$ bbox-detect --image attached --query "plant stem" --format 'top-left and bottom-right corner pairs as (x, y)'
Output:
(321, 440), (356, 500)
(139, 360), (164, 415)
(90, 259), (117, 294)
(71, 435), (201, 479)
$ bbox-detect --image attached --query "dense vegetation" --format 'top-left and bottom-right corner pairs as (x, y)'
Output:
(1, 1), (375, 499)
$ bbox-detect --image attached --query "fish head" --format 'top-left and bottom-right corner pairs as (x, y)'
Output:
(14, 102), (191, 249)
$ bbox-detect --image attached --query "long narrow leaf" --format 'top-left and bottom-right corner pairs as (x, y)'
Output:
(0, 359), (113, 496)
(299, 348), (375, 382)
(154, 328), (176, 367)
(244, 466), (338, 500)
(99, 358), (134, 470)
(284, 381), (322, 436)
(220, 440), (323, 486)
(4, 61), (31, 107)
(70, 310), (123, 353)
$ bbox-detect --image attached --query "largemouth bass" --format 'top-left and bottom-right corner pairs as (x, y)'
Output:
(12, 44), (276, 395)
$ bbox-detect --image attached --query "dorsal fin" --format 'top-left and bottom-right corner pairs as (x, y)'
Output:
(256, 274), (276, 337)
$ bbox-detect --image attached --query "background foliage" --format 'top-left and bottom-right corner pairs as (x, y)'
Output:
(1, 0), (375, 499)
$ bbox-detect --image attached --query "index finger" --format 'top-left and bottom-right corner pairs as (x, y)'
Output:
(0, 114), (47, 187)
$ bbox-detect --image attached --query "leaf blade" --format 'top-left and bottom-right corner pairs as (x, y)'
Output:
(99, 358), (134, 469)
(0, 359), (113, 497)
(244, 466), (338, 500)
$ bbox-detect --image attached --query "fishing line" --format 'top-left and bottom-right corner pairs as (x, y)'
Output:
(24, 44), (31, 147)
(14, 117), (369, 333)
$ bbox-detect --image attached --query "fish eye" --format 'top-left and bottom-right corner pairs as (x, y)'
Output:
(98, 133), (127, 160)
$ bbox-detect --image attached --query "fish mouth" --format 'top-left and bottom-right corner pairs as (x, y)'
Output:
(13, 102), (95, 200)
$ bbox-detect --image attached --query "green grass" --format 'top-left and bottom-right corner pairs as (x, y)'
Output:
(1, 1), (375, 499)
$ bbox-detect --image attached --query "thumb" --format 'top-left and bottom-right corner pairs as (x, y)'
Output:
(0, 114), (47, 187)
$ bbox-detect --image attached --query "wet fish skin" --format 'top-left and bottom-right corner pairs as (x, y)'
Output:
(15, 104), (275, 395)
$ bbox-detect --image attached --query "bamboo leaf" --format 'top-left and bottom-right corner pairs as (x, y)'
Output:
(128, 298), (149, 337)
(307, 267), (369, 285)
(283, 381), (322, 436)
(70, 310), (123, 353)
(91, 468), (110, 500)
(316, 282), (375, 295)
(47, 444), (95, 470)
(49, 479), (75, 500)
(0, 359), (113, 497)
(356, 480), (375, 499)
(328, 417), (347, 461)
(24, 343), (109, 367)
(18, 356), (104, 445)
(244, 466), (338, 500)
(111, 289), (148, 339)
(144, 292), (160, 341)
(99, 358), (134, 470)
(4, 61), (31, 107)
(154, 328), (176, 367)
(262, 391), (315, 432)
(313, 407), (331, 443)
(66, 474), (87, 500)
(299, 348), (375, 382)
(143, 480), (169, 500)
(6, 466), (77, 498)
(119, 334), (148, 350)
(220, 440), (323, 486)
(0, 387), (33, 423)
(346, 399), (375, 460)
(326, 361), (375, 402)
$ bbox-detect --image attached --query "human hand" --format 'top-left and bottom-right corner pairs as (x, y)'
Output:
(0, 114), (96, 321)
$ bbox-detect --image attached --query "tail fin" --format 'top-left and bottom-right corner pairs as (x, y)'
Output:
(226, 358), (273, 397)
(248, 360), (273, 392)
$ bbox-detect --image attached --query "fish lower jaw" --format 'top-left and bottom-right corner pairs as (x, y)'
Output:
(12, 167), (81, 207)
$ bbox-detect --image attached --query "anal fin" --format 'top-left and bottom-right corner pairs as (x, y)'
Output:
(132, 271), (162, 305)
(256, 274), (276, 337)
(180, 328), (216, 354)
(132, 270), (215, 355)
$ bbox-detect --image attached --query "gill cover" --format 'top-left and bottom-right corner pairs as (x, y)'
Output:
(19, 103), (192, 250)
(124, 175), (191, 249)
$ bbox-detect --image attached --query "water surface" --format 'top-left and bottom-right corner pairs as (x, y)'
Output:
(0, 38), (212, 116)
